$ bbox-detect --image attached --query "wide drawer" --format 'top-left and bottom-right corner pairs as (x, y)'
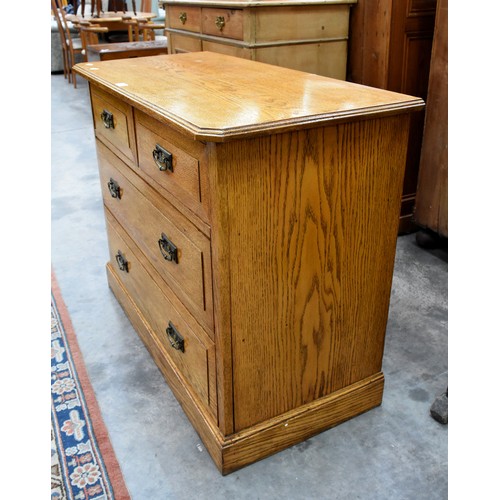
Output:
(169, 32), (202, 53)
(96, 140), (214, 332)
(105, 210), (217, 417)
(168, 5), (201, 32)
(90, 85), (136, 167)
(202, 8), (243, 40)
(135, 110), (209, 223)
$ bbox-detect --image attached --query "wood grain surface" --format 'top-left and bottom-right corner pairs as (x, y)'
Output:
(106, 211), (217, 416)
(81, 51), (423, 472)
(162, 0), (357, 6)
(96, 141), (214, 332)
(74, 52), (424, 141)
(211, 115), (409, 430)
(414, 0), (448, 236)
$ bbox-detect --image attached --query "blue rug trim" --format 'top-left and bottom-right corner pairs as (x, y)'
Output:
(51, 291), (115, 499)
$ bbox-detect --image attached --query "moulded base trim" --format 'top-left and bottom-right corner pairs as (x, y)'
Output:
(107, 263), (384, 475)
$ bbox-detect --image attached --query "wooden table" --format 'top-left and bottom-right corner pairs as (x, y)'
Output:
(87, 39), (168, 61)
(67, 11), (156, 32)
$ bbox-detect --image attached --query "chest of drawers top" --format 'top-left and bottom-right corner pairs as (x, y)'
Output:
(75, 52), (423, 142)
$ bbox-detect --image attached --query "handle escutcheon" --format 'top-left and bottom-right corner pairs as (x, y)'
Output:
(166, 321), (184, 352)
(152, 144), (173, 172)
(179, 11), (187, 24)
(115, 250), (129, 272)
(107, 178), (121, 199)
(215, 15), (225, 31)
(100, 109), (114, 129)
(158, 232), (178, 263)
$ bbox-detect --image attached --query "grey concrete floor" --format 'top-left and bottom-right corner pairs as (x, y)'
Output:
(51, 72), (448, 499)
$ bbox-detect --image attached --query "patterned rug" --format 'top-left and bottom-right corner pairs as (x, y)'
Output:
(51, 273), (130, 499)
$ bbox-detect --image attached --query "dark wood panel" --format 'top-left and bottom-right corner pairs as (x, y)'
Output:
(414, 0), (448, 236)
(348, 0), (436, 232)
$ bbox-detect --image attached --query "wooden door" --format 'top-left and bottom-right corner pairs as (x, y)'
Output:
(348, 0), (436, 233)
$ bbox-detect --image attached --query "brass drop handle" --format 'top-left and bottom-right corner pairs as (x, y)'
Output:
(115, 250), (129, 272)
(107, 178), (121, 199)
(158, 232), (178, 263)
(215, 16), (225, 31)
(152, 144), (173, 172)
(166, 321), (184, 352)
(179, 11), (187, 24)
(100, 109), (114, 129)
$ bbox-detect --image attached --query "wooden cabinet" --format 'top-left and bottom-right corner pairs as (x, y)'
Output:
(161, 0), (356, 79)
(414, 0), (448, 237)
(75, 52), (423, 474)
(348, 0), (437, 232)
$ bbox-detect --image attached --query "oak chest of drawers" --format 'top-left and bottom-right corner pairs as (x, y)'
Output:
(161, 0), (356, 79)
(75, 52), (424, 474)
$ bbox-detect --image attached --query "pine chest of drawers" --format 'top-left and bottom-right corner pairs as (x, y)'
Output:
(161, 0), (356, 79)
(75, 52), (424, 474)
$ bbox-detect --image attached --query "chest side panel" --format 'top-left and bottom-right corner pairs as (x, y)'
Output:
(218, 116), (409, 431)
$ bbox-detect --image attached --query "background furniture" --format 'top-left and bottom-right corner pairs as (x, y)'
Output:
(87, 39), (168, 60)
(52, 0), (72, 76)
(414, 0), (448, 239)
(50, 0), (166, 73)
(52, 0), (85, 87)
(75, 52), (423, 474)
(348, 0), (437, 233)
(161, 0), (356, 79)
(78, 22), (110, 59)
(124, 17), (166, 41)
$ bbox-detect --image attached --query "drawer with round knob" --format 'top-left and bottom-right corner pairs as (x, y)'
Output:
(90, 86), (136, 167)
(96, 140), (214, 333)
(201, 8), (243, 40)
(106, 209), (217, 417)
(168, 5), (201, 32)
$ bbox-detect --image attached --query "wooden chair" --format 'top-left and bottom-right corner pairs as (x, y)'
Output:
(53, 0), (110, 88)
(78, 22), (110, 60)
(82, 0), (103, 18)
(52, 0), (83, 87)
(52, 0), (70, 80)
(83, 0), (141, 17)
(125, 18), (166, 42)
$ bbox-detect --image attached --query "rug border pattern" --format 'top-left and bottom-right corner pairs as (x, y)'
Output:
(51, 272), (130, 500)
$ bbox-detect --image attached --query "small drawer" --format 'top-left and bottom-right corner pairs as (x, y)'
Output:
(90, 85), (136, 166)
(106, 210), (217, 416)
(169, 32), (202, 53)
(168, 5), (201, 32)
(136, 110), (208, 220)
(202, 8), (243, 40)
(96, 140), (214, 332)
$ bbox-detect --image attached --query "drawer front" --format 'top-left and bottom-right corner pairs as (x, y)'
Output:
(169, 32), (202, 53)
(168, 5), (201, 32)
(252, 5), (350, 43)
(106, 210), (217, 416)
(96, 141), (214, 331)
(136, 111), (208, 220)
(202, 40), (251, 59)
(254, 41), (348, 80)
(91, 86), (136, 166)
(202, 8), (243, 40)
